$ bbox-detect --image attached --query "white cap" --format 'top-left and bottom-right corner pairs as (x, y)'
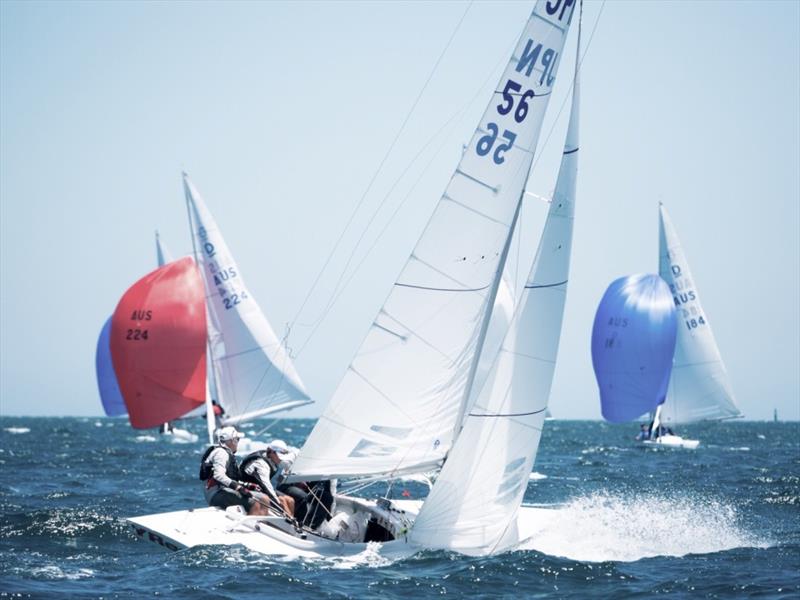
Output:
(216, 426), (244, 443)
(267, 439), (289, 454)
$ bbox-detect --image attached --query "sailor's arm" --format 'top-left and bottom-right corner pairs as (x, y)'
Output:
(245, 461), (280, 503)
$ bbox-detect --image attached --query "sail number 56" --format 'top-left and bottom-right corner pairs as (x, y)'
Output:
(476, 123), (517, 165)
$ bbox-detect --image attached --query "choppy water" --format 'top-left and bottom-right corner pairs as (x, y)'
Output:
(1, 418), (798, 598)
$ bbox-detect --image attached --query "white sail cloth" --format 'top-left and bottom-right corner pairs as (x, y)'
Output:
(183, 174), (311, 423)
(410, 46), (580, 555)
(291, 0), (576, 481)
(657, 204), (741, 424)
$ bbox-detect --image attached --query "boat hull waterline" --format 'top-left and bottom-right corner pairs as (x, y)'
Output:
(642, 434), (699, 450)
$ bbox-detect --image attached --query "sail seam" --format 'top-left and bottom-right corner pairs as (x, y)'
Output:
(395, 282), (491, 293)
(442, 194), (508, 226)
(468, 407), (547, 418)
(454, 168), (498, 192)
(524, 279), (568, 289)
(404, 254), (489, 292)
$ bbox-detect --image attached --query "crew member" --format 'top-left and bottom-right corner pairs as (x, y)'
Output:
(199, 426), (267, 515)
(240, 449), (295, 517)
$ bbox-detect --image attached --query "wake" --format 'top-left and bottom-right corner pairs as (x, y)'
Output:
(518, 492), (769, 562)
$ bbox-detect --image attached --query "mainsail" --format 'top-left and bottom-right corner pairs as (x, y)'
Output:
(183, 174), (311, 425)
(110, 257), (208, 429)
(410, 19), (579, 554)
(291, 0), (577, 482)
(657, 204), (741, 423)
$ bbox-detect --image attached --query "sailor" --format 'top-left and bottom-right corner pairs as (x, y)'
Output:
(239, 449), (295, 517)
(264, 440), (335, 528)
(199, 426), (265, 514)
(635, 423), (650, 441)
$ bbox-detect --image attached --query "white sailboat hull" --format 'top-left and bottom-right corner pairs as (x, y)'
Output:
(642, 434), (699, 450)
(163, 428), (199, 443)
(127, 502), (555, 558)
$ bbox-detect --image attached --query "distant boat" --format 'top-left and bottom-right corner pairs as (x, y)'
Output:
(127, 0), (579, 558)
(646, 204), (742, 448)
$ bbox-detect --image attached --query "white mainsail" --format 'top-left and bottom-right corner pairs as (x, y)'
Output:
(657, 204), (741, 424)
(410, 37), (580, 555)
(291, 0), (577, 481)
(155, 231), (172, 267)
(183, 173), (312, 425)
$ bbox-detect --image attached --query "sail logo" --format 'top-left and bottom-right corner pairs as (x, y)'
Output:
(129, 310), (152, 321)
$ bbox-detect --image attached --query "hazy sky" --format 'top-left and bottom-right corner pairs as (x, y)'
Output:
(1, 1), (798, 421)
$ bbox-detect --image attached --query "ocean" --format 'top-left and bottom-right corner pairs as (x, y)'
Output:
(1, 417), (798, 598)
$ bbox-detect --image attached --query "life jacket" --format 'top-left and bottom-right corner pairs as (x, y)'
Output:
(239, 450), (275, 488)
(199, 445), (239, 483)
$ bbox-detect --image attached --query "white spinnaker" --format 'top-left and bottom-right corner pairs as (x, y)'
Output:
(657, 204), (741, 424)
(291, 1), (577, 481)
(183, 174), (311, 423)
(411, 57), (579, 556)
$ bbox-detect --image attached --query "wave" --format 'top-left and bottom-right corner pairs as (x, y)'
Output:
(517, 491), (769, 562)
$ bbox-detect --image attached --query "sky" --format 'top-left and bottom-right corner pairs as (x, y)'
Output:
(1, 0), (798, 421)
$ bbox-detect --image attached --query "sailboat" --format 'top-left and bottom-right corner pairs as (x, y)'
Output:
(642, 204), (742, 449)
(127, 0), (579, 558)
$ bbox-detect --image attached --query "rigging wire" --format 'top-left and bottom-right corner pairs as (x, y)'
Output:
(287, 1), (474, 333)
(290, 1), (606, 360)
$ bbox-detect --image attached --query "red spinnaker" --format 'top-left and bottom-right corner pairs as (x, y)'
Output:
(110, 257), (207, 429)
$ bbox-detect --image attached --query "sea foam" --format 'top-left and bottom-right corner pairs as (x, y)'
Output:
(518, 491), (768, 562)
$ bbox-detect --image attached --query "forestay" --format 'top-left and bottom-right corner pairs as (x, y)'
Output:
(410, 14), (579, 554)
(291, 0), (578, 482)
(183, 174), (311, 424)
(657, 204), (741, 424)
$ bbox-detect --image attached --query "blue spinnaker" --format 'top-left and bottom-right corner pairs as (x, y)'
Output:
(591, 274), (677, 423)
(95, 316), (127, 417)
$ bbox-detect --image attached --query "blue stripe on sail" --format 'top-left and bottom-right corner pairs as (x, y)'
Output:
(96, 316), (127, 417)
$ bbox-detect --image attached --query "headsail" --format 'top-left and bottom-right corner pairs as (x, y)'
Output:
(95, 316), (127, 417)
(410, 17), (579, 554)
(183, 174), (311, 425)
(291, 0), (577, 482)
(110, 257), (207, 429)
(657, 204), (741, 423)
(591, 274), (678, 423)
